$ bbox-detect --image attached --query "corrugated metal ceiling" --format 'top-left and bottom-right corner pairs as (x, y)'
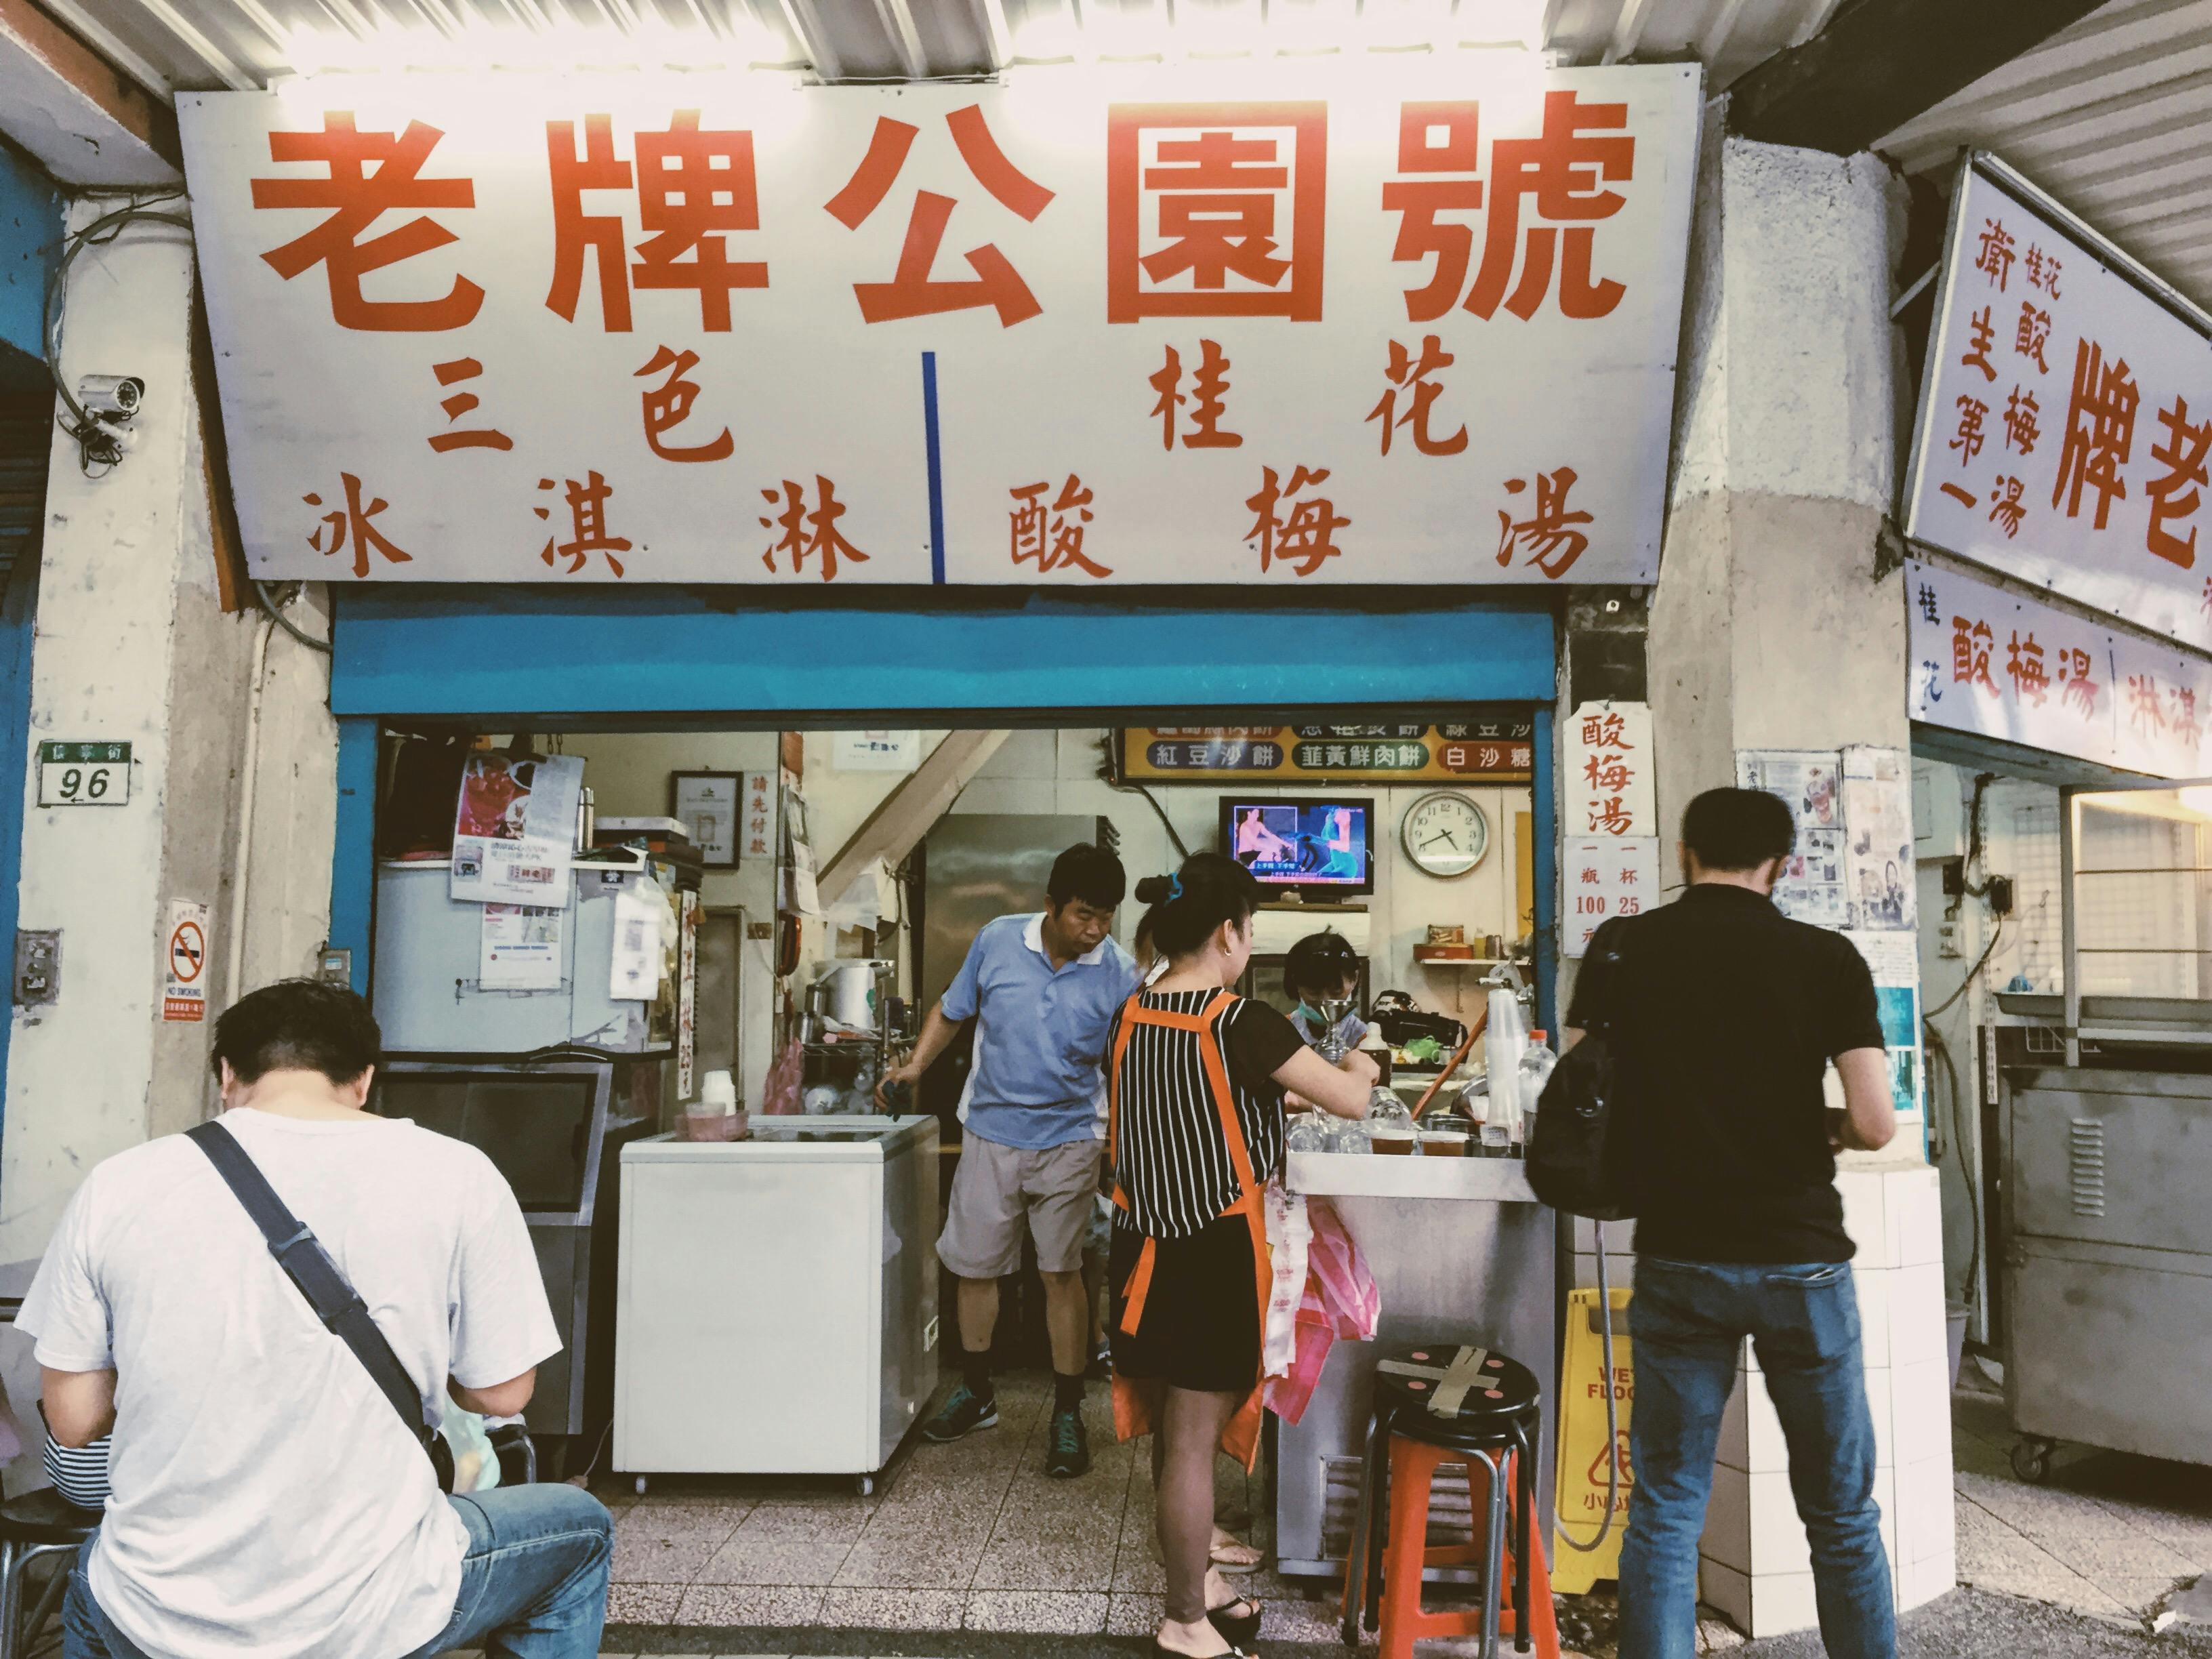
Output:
(1879, 0), (2212, 309)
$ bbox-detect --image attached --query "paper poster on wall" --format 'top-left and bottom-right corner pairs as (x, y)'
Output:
(1841, 747), (1916, 932)
(784, 781), (823, 918)
(450, 752), (584, 905)
(1845, 930), (1925, 1121)
(480, 903), (564, 991)
(1564, 701), (1655, 838)
(834, 731), (922, 773)
(1736, 750), (1841, 831)
(1565, 836), (1661, 958)
(1773, 827), (1848, 928)
(677, 892), (699, 1100)
(672, 772), (741, 867)
(162, 899), (210, 1023)
(609, 885), (663, 1000)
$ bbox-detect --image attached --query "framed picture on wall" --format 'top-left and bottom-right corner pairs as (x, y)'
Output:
(670, 771), (741, 867)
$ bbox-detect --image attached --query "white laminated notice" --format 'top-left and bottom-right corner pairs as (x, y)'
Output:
(609, 886), (663, 1000)
(480, 903), (563, 991)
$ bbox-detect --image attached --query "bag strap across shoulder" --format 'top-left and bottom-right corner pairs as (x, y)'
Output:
(186, 1121), (452, 1488)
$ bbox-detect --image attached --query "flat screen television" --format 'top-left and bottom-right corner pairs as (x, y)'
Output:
(1220, 796), (1375, 897)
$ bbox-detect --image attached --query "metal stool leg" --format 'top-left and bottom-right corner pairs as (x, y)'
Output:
(20, 1548), (71, 1652)
(1364, 1408), (1393, 1635)
(1512, 1418), (1535, 1653)
(1341, 1410), (1382, 1645)
(0, 1538), (24, 1659)
(1477, 1448), (1508, 1659)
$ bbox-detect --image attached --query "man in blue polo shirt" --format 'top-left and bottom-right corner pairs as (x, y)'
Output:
(879, 843), (1136, 1478)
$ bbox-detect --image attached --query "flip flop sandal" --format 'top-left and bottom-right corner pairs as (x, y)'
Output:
(1210, 1532), (1265, 1572)
(1207, 1595), (1263, 1647)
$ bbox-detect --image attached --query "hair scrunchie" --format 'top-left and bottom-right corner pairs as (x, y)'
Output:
(1168, 872), (1184, 901)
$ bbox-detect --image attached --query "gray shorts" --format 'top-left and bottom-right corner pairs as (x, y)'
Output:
(939, 1134), (1102, 1278)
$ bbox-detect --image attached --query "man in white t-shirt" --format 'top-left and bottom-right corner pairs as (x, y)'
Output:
(18, 980), (613, 1659)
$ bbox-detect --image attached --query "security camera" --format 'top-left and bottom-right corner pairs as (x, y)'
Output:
(77, 375), (144, 419)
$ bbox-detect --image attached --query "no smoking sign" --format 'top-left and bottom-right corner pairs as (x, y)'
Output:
(163, 900), (209, 1023)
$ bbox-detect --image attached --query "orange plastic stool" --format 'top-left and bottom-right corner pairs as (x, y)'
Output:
(1374, 1435), (1560, 1659)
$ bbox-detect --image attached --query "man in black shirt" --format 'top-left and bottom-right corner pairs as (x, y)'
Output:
(1568, 787), (1898, 1659)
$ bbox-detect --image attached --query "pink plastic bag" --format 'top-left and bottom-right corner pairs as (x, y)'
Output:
(1264, 1195), (1380, 1427)
(761, 1040), (804, 1115)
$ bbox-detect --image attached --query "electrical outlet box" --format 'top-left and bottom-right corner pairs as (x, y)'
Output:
(1938, 918), (1964, 960)
(14, 930), (59, 1007)
(1941, 857), (1966, 898)
(316, 947), (352, 988)
(1988, 875), (2015, 916)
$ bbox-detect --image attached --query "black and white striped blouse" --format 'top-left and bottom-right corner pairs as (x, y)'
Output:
(1111, 991), (1306, 1240)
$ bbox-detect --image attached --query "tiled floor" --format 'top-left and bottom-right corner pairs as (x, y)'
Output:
(600, 1373), (1355, 1643)
(602, 1370), (2212, 1650)
(1950, 1376), (2212, 1625)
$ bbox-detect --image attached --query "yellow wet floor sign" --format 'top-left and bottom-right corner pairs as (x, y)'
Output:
(1552, 1286), (1632, 1593)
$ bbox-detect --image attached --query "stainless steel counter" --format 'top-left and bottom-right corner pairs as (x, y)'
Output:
(1274, 1151), (1557, 1580)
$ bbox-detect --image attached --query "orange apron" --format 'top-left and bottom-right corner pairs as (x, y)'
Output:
(1106, 988), (1273, 1472)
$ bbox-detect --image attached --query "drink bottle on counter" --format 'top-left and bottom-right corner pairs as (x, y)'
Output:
(1513, 1031), (1557, 1158)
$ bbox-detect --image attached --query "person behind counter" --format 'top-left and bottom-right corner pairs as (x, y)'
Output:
(1283, 930), (1368, 1054)
(1109, 855), (1377, 1659)
(879, 842), (1138, 1479)
(1567, 788), (1898, 1659)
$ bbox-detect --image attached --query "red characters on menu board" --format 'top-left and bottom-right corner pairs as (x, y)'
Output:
(1368, 335), (1467, 457)
(1010, 475), (1108, 577)
(546, 112), (769, 333)
(2146, 395), (2212, 570)
(1382, 93), (1635, 324)
(1107, 104), (1326, 323)
(537, 472), (632, 577)
(2051, 337), (2139, 530)
(426, 359), (513, 453)
(253, 115), (483, 331)
(826, 106), (1054, 327)
(1149, 342), (1242, 450)
(634, 346), (735, 463)
(1245, 465), (1349, 576)
(304, 473), (414, 576)
(760, 476), (869, 580)
(1496, 466), (1593, 579)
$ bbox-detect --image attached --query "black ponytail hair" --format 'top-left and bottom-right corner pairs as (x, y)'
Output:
(1133, 852), (1264, 960)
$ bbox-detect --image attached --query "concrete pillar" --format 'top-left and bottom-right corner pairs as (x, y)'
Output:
(0, 203), (336, 1267)
(1644, 128), (1957, 1634)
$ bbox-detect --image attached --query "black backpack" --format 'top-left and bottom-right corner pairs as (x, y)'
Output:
(1527, 923), (1637, 1221)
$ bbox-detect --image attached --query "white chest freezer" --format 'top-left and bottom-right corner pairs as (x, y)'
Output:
(613, 1115), (939, 1488)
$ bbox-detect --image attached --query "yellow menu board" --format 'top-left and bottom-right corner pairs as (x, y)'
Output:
(1120, 718), (1536, 785)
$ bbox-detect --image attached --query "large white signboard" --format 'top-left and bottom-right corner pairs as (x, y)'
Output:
(1906, 557), (2212, 778)
(1905, 157), (2212, 650)
(178, 64), (1700, 586)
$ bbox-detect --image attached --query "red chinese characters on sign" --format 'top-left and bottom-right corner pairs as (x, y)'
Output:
(1149, 342), (1242, 450)
(1975, 218), (2015, 292)
(760, 476), (869, 580)
(634, 346), (734, 463)
(2057, 646), (2102, 718)
(304, 474), (413, 576)
(1245, 466), (1348, 576)
(1990, 474), (2027, 539)
(1576, 708), (1639, 836)
(1952, 616), (1998, 695)
(1382, 93), (1634, 324)
(427, 359), (512, 453)
(536, 472), (632, 576)
(546, 112), (769, 333)
(1009, 475), (1107, 577)
(1106, 104), (1326, 324)
(2051, 339), (2139, 530)
(1368, 336), (1467, 457)
(2146, 394), (2212, 570)
(253, 114), (483, 332)
(1496, 466), (1592, 579)
(2005, 630), (2049, 707)
(1961, 306), (1997, 382)
(825, 106), (1054, 327)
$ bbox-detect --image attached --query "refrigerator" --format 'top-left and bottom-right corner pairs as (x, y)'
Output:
(613, 1115), (939, 1493)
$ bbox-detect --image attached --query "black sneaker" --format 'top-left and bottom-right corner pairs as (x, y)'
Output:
(922, 1380), (998, 1443)
(1044, 1407), (1090, 1478)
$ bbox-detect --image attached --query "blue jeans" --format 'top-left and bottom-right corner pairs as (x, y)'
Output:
(62, 1484), (613, 1659)
(1617, 1256), (1895, 1659)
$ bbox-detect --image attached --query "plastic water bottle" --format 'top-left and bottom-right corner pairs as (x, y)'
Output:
(1515, 1032), (1557, 1157)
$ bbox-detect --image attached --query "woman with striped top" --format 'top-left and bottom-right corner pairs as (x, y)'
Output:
(1107, 854), (1376, 1659)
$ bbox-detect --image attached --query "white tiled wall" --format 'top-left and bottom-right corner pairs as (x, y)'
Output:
(1694, 1164), (1957, 1638)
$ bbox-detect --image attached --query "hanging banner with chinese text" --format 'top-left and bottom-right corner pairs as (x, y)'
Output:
(178, 64), (1700, 586)
(1904, 155), (2212, 650)
(1564, 835), (1658, 957)
(1120, 715), (1535, 783)
(1906, 557), (2212, 777)
(1562, 700), (1653, 836)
